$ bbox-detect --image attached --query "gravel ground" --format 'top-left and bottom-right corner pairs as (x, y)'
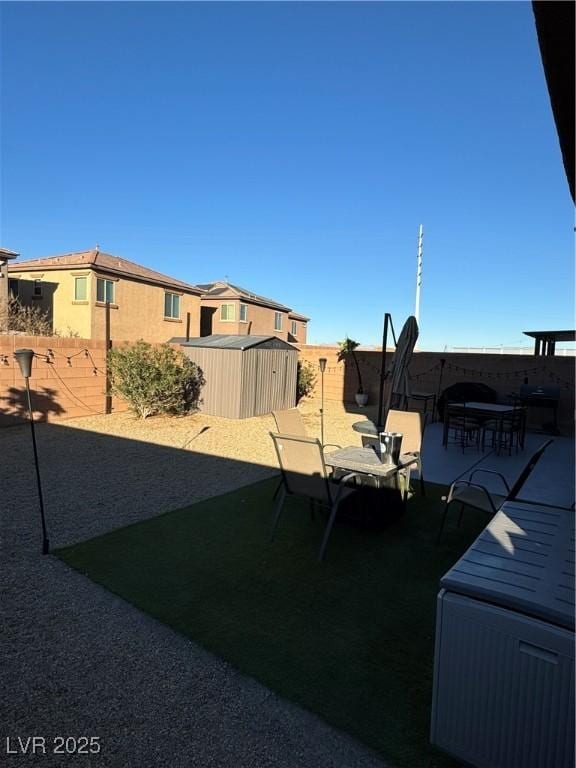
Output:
(1, 400), (390, 768)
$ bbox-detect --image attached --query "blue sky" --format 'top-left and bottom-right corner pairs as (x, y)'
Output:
(1, 1), (573, 350)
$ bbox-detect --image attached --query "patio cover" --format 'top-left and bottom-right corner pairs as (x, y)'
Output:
(523, 329), (576, 356)
(532, 1), (575, 201)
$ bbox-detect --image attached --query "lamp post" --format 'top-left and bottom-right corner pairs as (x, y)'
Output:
(319, 357), (327, 447)
(14, 349), (49, 555)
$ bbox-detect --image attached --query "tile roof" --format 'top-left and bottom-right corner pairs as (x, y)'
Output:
(199, 281), (300, 313)
(8, 249), (202, 294)
(0, 247), (19, 259)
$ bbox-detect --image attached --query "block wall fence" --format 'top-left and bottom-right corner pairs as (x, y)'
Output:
(0, 336), (573, 435)
(297, 345), (575, 435)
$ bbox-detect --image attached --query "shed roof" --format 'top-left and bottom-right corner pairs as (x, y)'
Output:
(172, 334), (297, 351)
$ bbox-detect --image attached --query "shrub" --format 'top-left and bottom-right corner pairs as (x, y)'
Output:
(108, 341), (205, 419)
(2, 297), (53, 336)
(296, 360), (317, 403)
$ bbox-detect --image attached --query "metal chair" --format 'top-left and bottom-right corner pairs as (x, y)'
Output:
(437, 439), (554, 543)
(270, 432), (361, 562)
(272, 408), (341, 451)
(384, 409), (426, 496)
(443, 402), (482, 452)
(481, 406), (527, 455)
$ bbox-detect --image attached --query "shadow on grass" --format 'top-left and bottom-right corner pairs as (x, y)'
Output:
(57, 476), (484, 768)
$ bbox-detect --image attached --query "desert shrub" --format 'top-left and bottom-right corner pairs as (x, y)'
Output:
(2, 297), (53, 335)
(108, 341), (205, 419)
(296, 360), (317, 403)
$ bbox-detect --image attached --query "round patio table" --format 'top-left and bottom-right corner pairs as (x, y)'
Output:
(352, 420), (381, 436)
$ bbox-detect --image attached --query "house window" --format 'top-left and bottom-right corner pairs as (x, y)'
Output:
(239, 304), (248, 322)
(96, 278), (115, 303)
(33, 279), (43, 298)
(291, 320), (297, 336)
(274, 312), (283, 331)
(74, 276), (87, 301)
(221, 304), (235, 321)
(8, 278), (19, 298)
(164, 292), (180, 319)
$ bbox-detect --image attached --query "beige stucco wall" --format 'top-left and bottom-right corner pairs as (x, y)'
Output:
(11, 269), (93, 338)
(200, 296), (305, 341)
(90, 274), (201, 342)
(10, 268), (201, 342)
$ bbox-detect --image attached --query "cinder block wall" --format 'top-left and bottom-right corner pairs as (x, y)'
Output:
(0, 335), (127, 425)
(298, 345), (575, 435)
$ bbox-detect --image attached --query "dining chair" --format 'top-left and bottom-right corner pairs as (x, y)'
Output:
(270, 432), (361, 562)
(272, 408), (341, 451)
(436, 439), (554, 543)
(443, 402), (482, 452)
(384, 409), (426, 496)
(481, 406), (527, 455)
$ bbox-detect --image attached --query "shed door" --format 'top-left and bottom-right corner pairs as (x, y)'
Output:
(253, 350), (290, 416)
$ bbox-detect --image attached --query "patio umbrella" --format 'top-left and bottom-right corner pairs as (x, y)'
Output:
(385, 315), (419, 413)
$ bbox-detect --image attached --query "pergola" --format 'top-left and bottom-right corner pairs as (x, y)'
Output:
(523, 329), (576, 356)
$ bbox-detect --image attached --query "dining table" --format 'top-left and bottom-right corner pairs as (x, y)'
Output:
(324, 444), (418, 493)
(442, 401), (523, 452)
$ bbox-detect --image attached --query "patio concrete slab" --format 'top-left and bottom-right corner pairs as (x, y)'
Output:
(421, 423), (574, 508)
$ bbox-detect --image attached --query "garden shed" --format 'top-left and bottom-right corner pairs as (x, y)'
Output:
(174, 334), (298, 419)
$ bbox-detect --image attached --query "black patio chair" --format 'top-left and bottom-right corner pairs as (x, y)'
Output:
(436, 439), (554, 543)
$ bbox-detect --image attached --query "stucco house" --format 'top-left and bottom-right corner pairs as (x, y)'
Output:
(198, 281), (309, 343)
(0, 246), (19, 331)
(7, 249), (202, 342)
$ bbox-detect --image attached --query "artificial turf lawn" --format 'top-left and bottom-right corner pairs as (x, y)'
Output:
(57, 478), (485, 768)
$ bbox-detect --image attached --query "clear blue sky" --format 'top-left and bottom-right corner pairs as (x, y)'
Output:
(1, 1), (573, 350)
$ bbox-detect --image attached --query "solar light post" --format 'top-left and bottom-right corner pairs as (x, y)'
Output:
(319, 357), (327, 448)
(14, 349), (49, 555)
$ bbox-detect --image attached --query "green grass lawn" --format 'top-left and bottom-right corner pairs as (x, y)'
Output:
(57, 478), (485, 768)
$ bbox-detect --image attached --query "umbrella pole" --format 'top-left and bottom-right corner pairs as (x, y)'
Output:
(377, 313), (391, 429)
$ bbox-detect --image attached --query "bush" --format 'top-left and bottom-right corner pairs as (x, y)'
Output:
(108, 341), (205, 419)
(2, 297), (53, 335)
(296, 360), (317, 403)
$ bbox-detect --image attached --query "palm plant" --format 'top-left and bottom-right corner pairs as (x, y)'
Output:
(337, 337), (364, 394)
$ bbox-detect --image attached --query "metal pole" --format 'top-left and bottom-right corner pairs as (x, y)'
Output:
(25, 378), (50, 554)
(377, 313), (390, 429)
(319, 358), (327, 447)
(436, 358), (446, 423)
(105, 300), (112, 414)
(415, 224), (423, 328)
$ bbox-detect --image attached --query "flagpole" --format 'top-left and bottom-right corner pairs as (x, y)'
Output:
(415, 224), (423, 328)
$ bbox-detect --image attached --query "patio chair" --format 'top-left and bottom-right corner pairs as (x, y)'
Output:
(270, 432), (361, 561)
(481, 406), (527, 455)
(443, 402), (482, 452)
(385, 409), (426, 496)
(272, 408), (341, 451)
(436, 439), (554, 543)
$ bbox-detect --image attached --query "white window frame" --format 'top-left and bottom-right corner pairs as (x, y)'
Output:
(290, 320), (298, 336)
(220, 303), (235, 322)
(96, 278), (115, 304)
(239, 303), (248, 323)
(164, 292), (181, 319)
(274, 312), (283, 331)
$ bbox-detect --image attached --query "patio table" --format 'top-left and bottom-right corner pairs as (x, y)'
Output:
(324, 445), (417, 492)
(442, 401), (521, 452)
